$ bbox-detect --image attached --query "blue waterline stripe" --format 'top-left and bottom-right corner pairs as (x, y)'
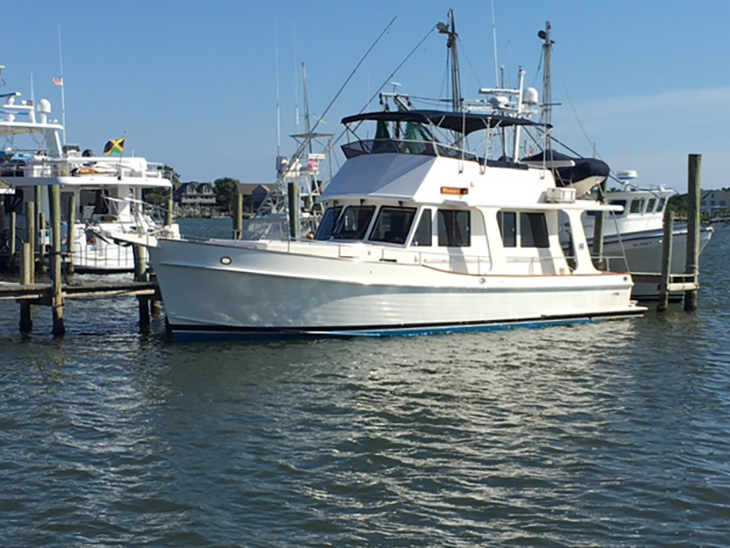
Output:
(169, 310), (643, 341)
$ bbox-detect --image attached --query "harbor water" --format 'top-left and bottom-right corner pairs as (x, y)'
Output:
(1, 222), (729, 547)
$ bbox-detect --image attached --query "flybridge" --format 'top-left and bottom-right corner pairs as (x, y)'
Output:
(341, 109), (545, 134)
(339, 108), (546, 167)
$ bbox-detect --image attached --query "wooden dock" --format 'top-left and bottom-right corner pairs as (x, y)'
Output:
(0, 280), (158, 302)
(630, 273), (699, 294)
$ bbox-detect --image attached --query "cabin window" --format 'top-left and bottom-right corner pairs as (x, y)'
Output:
(370, 206), (417, 245)
(314, 206), (342, 240)
(497, 211), (517, 247)
(332, 205), (376, 240)
(437, 209), (470, 247)
(656, 197), (667, 213)
(608, 199), (626, 217)
(646, 198), (656, 213)
(498, 211), (549, 248)
(629, 199), (644, 214)
(412, 209), (433, 246)
(520, 213), (550, 248)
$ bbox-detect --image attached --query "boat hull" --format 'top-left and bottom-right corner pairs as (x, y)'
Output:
(598, 226), (713, 299)
(150, 239), (643, 340)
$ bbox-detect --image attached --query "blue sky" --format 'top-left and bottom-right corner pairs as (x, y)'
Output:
(2, 0), (727, 191)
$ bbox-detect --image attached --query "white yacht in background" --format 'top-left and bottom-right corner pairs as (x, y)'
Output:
(0, 65), (177, 272)
(582, 171), (713, 299)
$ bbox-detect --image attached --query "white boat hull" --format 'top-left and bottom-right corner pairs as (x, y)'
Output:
(597, 227), (713, 299)
(150, 239), (642, 340)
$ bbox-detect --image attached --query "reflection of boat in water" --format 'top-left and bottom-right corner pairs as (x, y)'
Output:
(0, 65), (177, 272)
(581, 171), (713, 299)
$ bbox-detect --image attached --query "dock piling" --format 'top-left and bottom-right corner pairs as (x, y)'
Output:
(288, 182), (300, 240)
(685, 154), (701, 312)
(9, 210), (17, 262)
(19, 243), (33, 332)
(133, 244), (151, 329)
(165, 188), (174, 228)
(67, 194), (76, 275)
(657, 209), (674, 312)
(50, 185), (65, 337)
(26, 201), (35, 283)
(233, 192), (243, 239)
(38, 211), (47, 275)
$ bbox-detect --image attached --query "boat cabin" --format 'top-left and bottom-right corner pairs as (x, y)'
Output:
(310, 109), (616, 277)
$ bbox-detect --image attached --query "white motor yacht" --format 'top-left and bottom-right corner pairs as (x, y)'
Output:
(0, 65), (177, 273)
(142, 104), (644, 339)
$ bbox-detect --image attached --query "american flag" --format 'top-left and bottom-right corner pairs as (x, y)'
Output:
(52, 76), (63, 87)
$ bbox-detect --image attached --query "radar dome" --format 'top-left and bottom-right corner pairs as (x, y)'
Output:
(37, 99), (52, 114)
(523, 87), (539, 105)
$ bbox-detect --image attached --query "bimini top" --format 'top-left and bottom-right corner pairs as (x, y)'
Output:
(341, 109), (545, 136)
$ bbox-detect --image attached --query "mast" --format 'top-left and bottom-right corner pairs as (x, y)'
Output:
(301, 62), (312, 154)
(437, 9), (461, 112)
(538, 21), (553, 153)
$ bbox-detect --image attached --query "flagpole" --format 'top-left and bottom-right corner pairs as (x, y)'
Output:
(57, 24), (67, 147)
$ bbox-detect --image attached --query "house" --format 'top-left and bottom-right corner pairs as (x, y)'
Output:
(700, 189), (730, 215)
(173, 181), (218, 217)
(237, 183), (270, 214)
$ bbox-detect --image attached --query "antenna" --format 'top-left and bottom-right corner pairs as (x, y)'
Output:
(274, 19), (281, 158)
(57, 24), (67, 146)
(302, 62), (312, 154)
(292, 23), (300, 130)
(490, 0), (499, 87)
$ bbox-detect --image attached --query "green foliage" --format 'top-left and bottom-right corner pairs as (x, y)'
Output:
(667, 193), (687, 217)
(213, 177), (240, 213)
(158, 164), (181, 184)
(142, 187), (168, 207)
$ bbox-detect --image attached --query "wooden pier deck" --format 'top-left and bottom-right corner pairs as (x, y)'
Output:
(0, 280), (158, 302)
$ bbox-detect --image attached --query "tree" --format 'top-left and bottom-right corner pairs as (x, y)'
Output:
(143, 164), (180, 208)
(214, 177), (240, 214)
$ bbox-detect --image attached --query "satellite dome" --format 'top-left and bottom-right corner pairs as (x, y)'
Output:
(523, 87), (539, 105)
(37, 99), (52, 114)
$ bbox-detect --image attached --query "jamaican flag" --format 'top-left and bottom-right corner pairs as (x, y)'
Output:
(103, 137), (125, 156)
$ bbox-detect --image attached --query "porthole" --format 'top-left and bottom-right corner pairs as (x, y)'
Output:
(220, 256), (232, 265)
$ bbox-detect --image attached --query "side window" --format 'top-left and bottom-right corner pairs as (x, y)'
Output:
(497, 211), (517, 247)
(629, 199), (644, 214)
(314, 206), (342, 240)
(656, 197), (667, 213)
(412, 208), (433, 246)
(370, 206), (416, 245)
(331, 206), (376, 240)
(437, 209), (470, 247)
(646, 198), (656, 213)
(520, 213), (549, 248)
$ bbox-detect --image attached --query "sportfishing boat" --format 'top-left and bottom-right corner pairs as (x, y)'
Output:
(582, 171), (713, 299)
(0, 65), (177, 272)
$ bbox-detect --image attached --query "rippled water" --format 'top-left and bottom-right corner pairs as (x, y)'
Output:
(1, 226), (729, 547)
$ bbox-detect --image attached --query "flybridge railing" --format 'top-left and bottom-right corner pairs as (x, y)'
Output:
(11, 156), (167, 180)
